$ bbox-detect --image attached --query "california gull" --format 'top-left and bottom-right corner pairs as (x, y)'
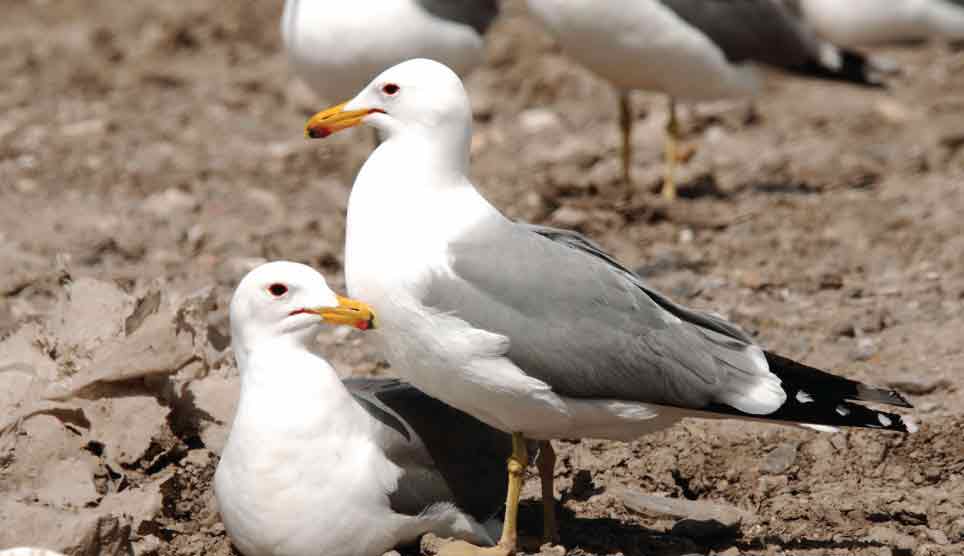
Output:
(305, 59), (916, 555)
(282, 0), (500, 103)
(524, 0), (885, 199)
(214, 261), (514, 556)
(787, 0), (964, 47)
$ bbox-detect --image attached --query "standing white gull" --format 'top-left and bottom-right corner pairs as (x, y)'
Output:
(787, 0), (964, 47)
(214, 261), (514, 556)
(282, 0), (499, 103)
(523, 0), (885, 199)
(305, 59), (917, 555)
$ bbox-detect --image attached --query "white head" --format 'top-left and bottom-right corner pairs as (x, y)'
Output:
(305, 58), (472, 169)
(229, 261), (375, 358)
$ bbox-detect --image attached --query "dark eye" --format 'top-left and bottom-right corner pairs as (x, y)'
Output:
(382, 83), (400, 95)
(268, 283), (288, 297)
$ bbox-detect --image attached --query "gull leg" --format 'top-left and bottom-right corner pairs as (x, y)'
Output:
(537, 441), (560, 545)
(437, 433), (528, 556)
(619, 91), (633, 185)
(662, 96), (679, 201)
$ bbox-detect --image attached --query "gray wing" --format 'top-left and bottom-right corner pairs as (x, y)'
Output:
(345, 377), (511, 521)
(659, 0), (821, 67)
(424, 219), (780, 414)
(414, 0), (500, 35)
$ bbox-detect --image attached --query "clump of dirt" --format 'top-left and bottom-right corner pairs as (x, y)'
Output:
(2, 1), (963, 556)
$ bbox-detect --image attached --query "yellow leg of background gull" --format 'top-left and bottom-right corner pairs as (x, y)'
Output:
(437, 433), (528, 556)
(619, 91), (633, 186)
(537, 441), (560, 545)
(662, 96), (679, 201)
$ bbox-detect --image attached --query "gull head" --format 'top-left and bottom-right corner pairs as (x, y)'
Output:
(229, 261), (376, 351)
(304, 58), (472, 144)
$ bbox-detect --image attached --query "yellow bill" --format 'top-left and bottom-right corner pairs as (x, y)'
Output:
(305, 102), (382, 139)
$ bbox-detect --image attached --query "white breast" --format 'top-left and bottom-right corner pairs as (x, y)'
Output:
(214, 350), (405, 556)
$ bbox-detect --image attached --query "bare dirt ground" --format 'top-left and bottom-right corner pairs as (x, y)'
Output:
(1, 1), (962, 556)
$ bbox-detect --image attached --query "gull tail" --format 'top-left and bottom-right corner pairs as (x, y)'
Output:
(707, 351), (917, 433)
(790, 43), (890, 88)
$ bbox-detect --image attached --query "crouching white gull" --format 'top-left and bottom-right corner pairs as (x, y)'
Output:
(787, 0), (964, 47)
(524, 0), (886, 199)
(214, 261), (516, 556)
(304, 59), (917, 555)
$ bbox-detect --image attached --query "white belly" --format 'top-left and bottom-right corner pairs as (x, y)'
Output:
(215, 431), (404, 556)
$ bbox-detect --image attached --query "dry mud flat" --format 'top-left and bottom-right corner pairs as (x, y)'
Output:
(1, 1), (963, 556)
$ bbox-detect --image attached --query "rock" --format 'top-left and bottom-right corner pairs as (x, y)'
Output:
(47, 277), (132, 358)
(34, 458), (99, 508)
(87, 396), (169, 466)
(45, 293), (200, 400)
(0, 364), (40, 417)
(99, 470), (171, 535)
(851, 337), (878, 361)
(867, 525), (918, 551)
(613, 485), (751, 539)
(184, 375), (239, 455)
(2, 414), (99, 507)
(762, 443), (797, 474)
(0, 322), (59, 381)
(948, 518), (964, 541)
(924, 528), (949, 545)
(140, 188), (197, 219)
(886, 378), (950, 396)
(0, 500), (131, 556)
(519, 108), (562, 134)
(802, 437), (834, 459)
(550, 206), (589, 228)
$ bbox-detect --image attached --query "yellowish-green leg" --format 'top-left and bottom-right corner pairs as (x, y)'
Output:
(537, 441), (560, 545)
(619, 91), (633, 185)
(437, 433), (528, 556)
(498, 433), (528, 552)
(662, 96), (679, 201)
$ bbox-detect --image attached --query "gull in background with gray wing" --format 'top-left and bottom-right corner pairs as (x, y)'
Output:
(304, 58), (917, 556)
(282, 0), (499, 103)
(524, 0), (887, 199)
(215, 261), (514, 556)
(786, 0), (964, 47)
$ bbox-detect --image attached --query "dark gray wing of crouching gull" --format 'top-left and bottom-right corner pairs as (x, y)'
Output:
(424, 220), (915, 432)
(345, 377), (513, 520)
(415, 0), (501, 35)
(659, 0), (885, 86)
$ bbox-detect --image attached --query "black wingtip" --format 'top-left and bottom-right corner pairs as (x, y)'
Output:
(857, 384), (914, 409)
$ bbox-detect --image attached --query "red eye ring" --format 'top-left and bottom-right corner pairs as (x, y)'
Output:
(268, 283), (288, 297)
(382, 83), (400, 95)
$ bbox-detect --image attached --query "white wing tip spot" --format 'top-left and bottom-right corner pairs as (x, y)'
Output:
(796, 390), (814, 403)
(904, 416), (920, 434)
(877, 414), (893, 427)
(835, 404), (850, 417)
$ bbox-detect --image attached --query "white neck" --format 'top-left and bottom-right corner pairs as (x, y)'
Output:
(343, 131), (503, 307)
(230, 338), (360, 436)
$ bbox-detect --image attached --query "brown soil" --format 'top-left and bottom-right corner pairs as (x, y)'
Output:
(1, 2), (962, 556)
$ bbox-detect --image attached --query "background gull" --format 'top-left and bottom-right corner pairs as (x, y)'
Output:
(305, 58), (917, 556)
(524, 0), (886, 199)
(282, 0), (500, 103)
(214, 261), (512, 556)
(786, 0), (964, 47)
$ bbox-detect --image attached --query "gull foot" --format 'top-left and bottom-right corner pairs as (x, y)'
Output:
(434, 540), (513, 556)
(519, 536), (565, 554)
